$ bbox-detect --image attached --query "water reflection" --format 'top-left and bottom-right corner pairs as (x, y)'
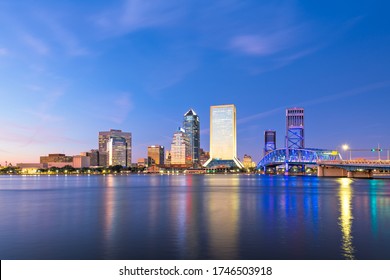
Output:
(102, 175), (117, 258)
(338, 178), (355, 260)
(207, 177), (240, 259)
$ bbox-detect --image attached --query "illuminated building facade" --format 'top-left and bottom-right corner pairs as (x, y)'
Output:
(98, 129), (132, 167)
(107, 136), (127, 166)
(204, 104), (243, 169)
(183, 109), (200, 167)
(264, 130), (276, 156)
(170, 128), (191, 166)
(147, 145), (165, 166)
(242, 154), (256, 170)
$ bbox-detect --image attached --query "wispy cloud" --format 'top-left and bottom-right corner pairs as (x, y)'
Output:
(35, 11), (91, 56)
(230, 25), (304, 56)
(93, 0), (184, 36)
(22, 34), (50, 55)
(99, 92), (134, 124)
(22, 87), (66, 125)
(238, 106), (286, 124)
(298, 81), (390, 107)
(238, 81), (390, 124)
(0, 47), (8, 56)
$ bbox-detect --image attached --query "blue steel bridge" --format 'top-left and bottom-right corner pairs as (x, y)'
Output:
(257, 148), (341, 171)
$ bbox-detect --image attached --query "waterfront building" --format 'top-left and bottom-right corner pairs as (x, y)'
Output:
(204, 104), (244, 169)
(73, 155), (90, 169)
(264, 130), (277, 156)
(137, 158), (147, 168)
(242, 154), (256, 170)
(17, 163), (48, 174)
(199, 149), (210, 166)
(98, 129), (132, 167)
(165, 150), (172, 166)
(47, 162), (74, 168)
(147, 145), (165, 166)
(40, 153), (73, 164)
(170, 128), (191, 166)
(286, 108), (304, 149)
(107, 136), (127, 166)
(83, 149), (99, 166)
(183, 109), (200, 167)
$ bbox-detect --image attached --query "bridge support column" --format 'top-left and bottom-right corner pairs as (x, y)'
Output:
(317, 166), (348, 177)
(347, 170), (373, 179)
(284, 163), (289, 176)
(318, 166), (324, 177)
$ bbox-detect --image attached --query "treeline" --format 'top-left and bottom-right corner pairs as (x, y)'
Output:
(0, 165), (146, 175)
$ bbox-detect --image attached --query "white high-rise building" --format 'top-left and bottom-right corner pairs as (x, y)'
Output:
(107, 137), (127, 166)
(204, 104), (243, 168)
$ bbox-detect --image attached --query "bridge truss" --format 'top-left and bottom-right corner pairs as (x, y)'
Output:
(257, 148), (342, 170)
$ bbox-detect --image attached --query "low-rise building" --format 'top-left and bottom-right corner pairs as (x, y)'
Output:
(17, 163), (48, 174)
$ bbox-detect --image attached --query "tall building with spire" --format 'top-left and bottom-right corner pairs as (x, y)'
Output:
(183, 109), (200, 167)
(204, 104), (243, 169)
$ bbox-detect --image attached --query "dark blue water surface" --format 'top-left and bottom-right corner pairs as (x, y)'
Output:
(1, 174), (390, 260)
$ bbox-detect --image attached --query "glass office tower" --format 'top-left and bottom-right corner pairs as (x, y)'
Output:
(183, 109), (200, 167)
(204, 104), (243, 169)
(98, 129), (132, 167)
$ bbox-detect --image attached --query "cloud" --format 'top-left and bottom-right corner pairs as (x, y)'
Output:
(20, 87), (66, 126)
(299, 81), (390, 107)
(22, 34), (50, 55)
(93, 0), (184, 36)
(238, 106), (286, 124)
(238, 81), (390, 125)
(0, 47), (8, 56)
(35, 11), (91, 56)
(100, 93), (134, 124)
(230, 26), (302, 56)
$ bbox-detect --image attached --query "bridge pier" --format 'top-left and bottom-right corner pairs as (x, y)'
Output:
(347, 170), (373, 179)
(284, 163), (289, 176)
(317, 166), (348, 177)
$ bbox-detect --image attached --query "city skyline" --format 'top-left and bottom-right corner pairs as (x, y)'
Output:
(1, 0), (390, 164)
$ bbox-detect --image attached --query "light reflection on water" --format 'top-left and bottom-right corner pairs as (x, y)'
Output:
(338, 178), (355, 260)
(1, 175), (390, 259)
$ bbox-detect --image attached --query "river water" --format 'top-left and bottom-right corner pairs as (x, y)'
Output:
(0, 174), (389, 260)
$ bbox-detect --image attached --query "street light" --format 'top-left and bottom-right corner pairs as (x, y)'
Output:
(342, 144), (352, 161)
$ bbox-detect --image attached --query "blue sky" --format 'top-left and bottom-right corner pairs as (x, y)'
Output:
(0, 0), (389, 164)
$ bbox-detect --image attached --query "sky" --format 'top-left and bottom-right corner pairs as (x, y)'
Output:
(0, 0), (390, 164)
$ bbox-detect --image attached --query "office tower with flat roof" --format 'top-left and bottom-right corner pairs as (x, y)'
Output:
(264, 130), (276, 156)
(107, 136), (127, 166)
(170, 127), (191, 166)
(286, 108), (304, 149)
(98, 129), (132, 167)
(89, 149), (99, 166)
(204, 104), (244, 169)
(147, 145), (165, 166)
(183, 109), (200, 167)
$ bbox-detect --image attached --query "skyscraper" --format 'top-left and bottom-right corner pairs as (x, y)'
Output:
(183, 109), (200, 167)
(98, 129), (132, 167)
(107, 136), (127, 166)
(170, 127), (191, 166)
(204, 104), (243, 169)
(147, 145), (165, 166)
(286, 108), (304, 149)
